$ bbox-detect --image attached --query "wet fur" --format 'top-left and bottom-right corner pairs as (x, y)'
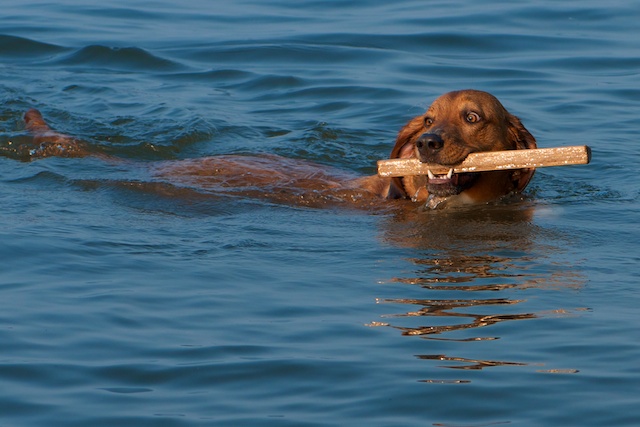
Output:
(387, 90), (536, 205)
(20, 89), (536, 208)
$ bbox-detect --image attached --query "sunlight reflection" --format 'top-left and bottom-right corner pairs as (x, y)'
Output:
(374, 203), (586, 380)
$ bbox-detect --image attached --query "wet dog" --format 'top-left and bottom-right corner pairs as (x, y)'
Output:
(385, 89), (537, 207)
(19, 89), (536, 208)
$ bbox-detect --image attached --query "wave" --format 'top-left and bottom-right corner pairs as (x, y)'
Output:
(51, 45), (186, 72)
(0, 34), (185, 73)
(0, 34), (67, 58)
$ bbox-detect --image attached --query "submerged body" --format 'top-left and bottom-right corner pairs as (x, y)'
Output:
(17, 90), (537, 209)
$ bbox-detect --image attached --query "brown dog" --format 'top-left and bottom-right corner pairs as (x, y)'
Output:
(19, 89), (536, 208)
(386, 89), (537, 207)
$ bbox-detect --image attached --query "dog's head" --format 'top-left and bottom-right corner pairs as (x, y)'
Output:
(387, 90), (537, 206)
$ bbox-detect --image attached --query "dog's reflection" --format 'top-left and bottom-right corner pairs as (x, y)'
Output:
(372, 202), (585, 374)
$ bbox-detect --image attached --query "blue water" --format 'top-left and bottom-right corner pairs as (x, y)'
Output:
(1, 1), (639, 426)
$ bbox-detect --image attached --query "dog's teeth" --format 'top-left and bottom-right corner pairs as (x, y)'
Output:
(446, 168), (453, 179)
(427, 169), (435, 180)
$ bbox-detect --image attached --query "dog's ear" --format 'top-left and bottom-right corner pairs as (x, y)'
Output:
(390, 115), (425, 159)
(387, 116), (424, 199)
(507, 113), (537, 192)
(507, 113), (537, 151)
(386, 115), (425, 199)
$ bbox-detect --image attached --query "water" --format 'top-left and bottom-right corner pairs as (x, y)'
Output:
(1, 1), (639, 426)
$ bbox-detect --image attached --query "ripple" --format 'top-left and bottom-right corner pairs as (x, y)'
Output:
(52, 45), (185, 72)
(0, 34), (66, 59)
(2, 1), (640, 426)
(98, 387), (153, 394)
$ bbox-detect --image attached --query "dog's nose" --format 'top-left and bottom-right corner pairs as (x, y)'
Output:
(416, 133), (444, 153)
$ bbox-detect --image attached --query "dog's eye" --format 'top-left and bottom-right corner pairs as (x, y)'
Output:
(424, 117), (434, 127)
(466, 112), (481, 123)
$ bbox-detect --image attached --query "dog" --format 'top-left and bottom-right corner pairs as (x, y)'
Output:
(386, 89), (537, 208)
(18, 89), (536, 208)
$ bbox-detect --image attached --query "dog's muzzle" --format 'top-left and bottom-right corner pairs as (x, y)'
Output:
(415, 133), (479, 197)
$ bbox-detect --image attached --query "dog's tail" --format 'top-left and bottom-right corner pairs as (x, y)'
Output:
(19, 109), (91, 159)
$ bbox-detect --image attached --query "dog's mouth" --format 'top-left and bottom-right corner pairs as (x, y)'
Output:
(426, 168), (480, 197)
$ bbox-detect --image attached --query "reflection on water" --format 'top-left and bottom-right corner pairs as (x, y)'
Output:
(417, 354), (528, 370)
(373, 202), (585, 379)
(379, 297), (535, 338)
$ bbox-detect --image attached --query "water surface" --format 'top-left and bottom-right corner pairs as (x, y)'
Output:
(1, 1), (639, 426)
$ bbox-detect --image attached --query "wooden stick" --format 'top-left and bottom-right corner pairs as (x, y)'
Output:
(377, 145), (591, 177)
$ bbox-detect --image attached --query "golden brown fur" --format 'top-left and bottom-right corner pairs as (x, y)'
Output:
(19, 89), (536, 208)
(386, 90), (536, 207)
